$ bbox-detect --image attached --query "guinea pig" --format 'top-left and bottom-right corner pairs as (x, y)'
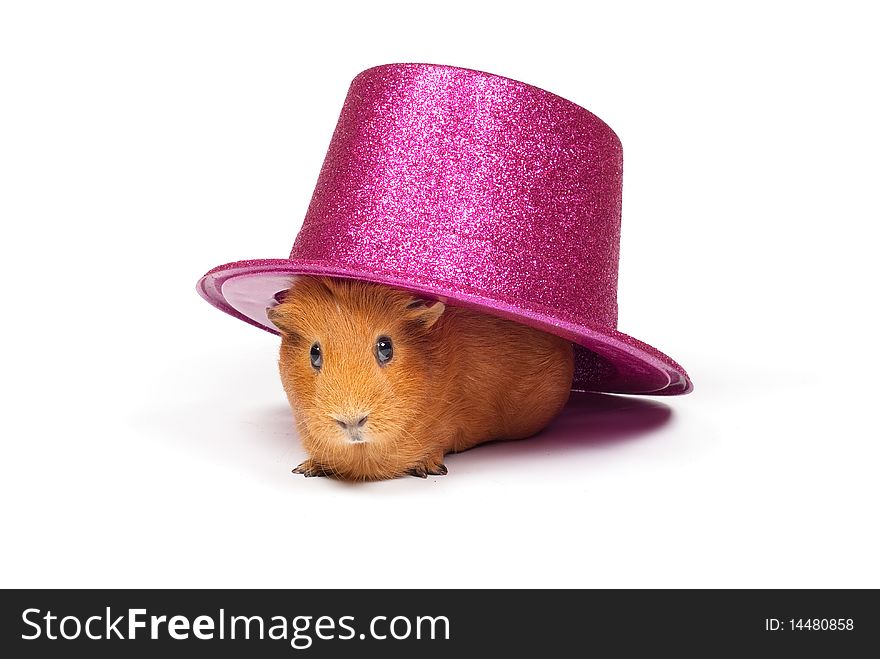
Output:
(267, 276), (574, 480)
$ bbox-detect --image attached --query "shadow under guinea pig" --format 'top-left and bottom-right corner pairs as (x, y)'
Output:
(541, 391), (672, 448)
(446, 391), (673, 467)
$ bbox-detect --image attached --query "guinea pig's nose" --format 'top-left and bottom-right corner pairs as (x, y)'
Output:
(333, 414), (369, 430)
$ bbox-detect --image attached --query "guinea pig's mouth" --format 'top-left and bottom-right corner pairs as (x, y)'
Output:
(339, 429), (371, 444)
(329, 413), (372, 444)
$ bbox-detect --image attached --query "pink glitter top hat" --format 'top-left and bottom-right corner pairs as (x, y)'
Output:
(197, 63), (692, 395)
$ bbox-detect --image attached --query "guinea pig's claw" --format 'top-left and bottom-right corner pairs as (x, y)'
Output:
(292, 460), (328, 478)
(408, 462), (448, 478)
(407, 466), (429, 479)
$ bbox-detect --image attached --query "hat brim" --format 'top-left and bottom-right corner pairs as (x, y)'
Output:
(197, 259), (692, 396)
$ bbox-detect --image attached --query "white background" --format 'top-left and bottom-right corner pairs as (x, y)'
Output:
(1, 1), (878, 588)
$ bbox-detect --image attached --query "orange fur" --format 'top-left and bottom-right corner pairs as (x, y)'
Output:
(267, 277), (574, 480)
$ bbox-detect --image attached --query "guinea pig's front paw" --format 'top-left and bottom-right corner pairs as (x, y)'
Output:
(406, 456), (448, 478)
(291, 459), (330, 478)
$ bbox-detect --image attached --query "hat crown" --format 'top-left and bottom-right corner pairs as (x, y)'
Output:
(290, 63), (623, 328)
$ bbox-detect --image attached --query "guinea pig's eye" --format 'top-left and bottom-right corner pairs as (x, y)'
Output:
(309, 342), (323, 370)
(375, 336), (393, 365)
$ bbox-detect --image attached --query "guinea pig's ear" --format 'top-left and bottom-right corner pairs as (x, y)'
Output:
(266, 306), (297, 337)
(406, 299), (446, 329)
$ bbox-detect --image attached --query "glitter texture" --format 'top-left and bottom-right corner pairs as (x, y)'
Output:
(197, 63), (692, 395)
